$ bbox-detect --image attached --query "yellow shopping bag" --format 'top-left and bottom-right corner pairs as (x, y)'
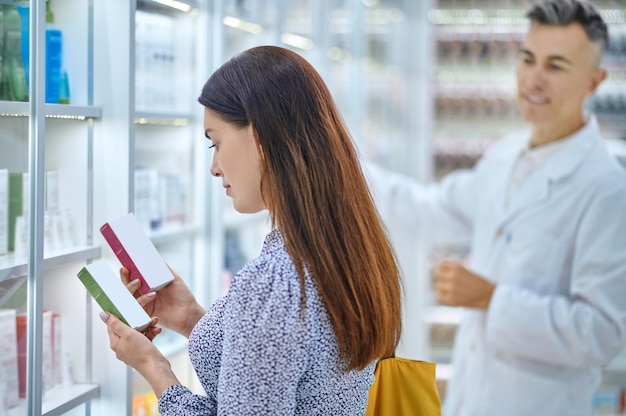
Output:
(366, 357), (441, 416)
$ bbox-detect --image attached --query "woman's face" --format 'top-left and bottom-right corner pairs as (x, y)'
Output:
(204, 108), (266, 214)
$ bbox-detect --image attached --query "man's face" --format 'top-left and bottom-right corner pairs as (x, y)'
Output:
(516, 23), (606, 131)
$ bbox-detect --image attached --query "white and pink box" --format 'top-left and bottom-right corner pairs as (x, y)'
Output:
(100, 212), (174, 295)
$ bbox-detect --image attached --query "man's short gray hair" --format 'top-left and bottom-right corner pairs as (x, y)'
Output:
(527, 0), (609, 61)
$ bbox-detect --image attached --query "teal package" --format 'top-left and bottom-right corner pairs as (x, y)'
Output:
(15, 5), (63, 104)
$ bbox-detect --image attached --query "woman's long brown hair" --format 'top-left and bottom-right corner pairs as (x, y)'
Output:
(199, 46), (402, 371)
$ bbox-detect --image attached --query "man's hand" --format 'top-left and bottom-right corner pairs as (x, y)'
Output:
(433, 261), (495, 309)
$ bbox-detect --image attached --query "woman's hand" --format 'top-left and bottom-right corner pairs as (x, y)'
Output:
(100, 312), (180, 397)
(142, 316), (163, 342)
(120, 266), (206, 338)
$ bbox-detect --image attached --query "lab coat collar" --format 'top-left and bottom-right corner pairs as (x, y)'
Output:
(497, 115), (600, 224)
(538, 115), (600, 182)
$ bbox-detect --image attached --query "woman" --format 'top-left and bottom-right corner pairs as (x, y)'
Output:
(100, 45), (402, 415)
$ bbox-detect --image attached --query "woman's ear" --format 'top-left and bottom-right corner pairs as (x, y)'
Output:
(251, 126), (265, 161)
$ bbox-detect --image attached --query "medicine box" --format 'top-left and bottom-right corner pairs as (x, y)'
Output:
(77, 261), (152, 332)
(100, 212), (174, 295)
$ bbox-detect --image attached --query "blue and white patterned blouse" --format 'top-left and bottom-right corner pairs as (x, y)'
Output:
(158, 228), (376, 415)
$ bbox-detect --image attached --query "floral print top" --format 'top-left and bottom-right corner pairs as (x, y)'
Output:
(158, 228), (375, 415)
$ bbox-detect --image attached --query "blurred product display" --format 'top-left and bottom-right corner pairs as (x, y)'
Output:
(216, 1), (625, 412)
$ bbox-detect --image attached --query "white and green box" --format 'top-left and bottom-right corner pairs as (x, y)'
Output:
(77, 261), (152, 331)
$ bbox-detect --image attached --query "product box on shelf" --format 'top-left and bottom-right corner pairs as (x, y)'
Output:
(42, 310), (54, 392)
(0, 169), (8, 256)
(52, 312), (62, 386)
(8, 172), (28, 253)
(15, 2), (64, 104)
(134, 167), (161, 231)
(3, 5), (28, 102)
(77, 261), (152, 331)
(100, 212), (174, 295)
(45, 170), (59, 215)
(135, 10), (175, 113)
(134, 167), (188, 231)
(16, 310), (53, 398)
(0, 309), (18, 408)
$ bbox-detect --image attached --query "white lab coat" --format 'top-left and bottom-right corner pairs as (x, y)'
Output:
(364, 116), (626, 416)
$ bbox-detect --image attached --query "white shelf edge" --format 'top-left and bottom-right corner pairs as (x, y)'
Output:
(0, 101), (102, 119)
(0, 245), (102, 283)
(134, 111), (194, 126)
(43, 384), (100, 416)
(7, 384), (100, 416)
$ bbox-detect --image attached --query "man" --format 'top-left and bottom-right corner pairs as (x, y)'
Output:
(365, 1), (626, 415)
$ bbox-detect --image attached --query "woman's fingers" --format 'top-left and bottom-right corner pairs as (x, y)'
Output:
(119, 267), (132, 284)
(100, 312), (128, 353)
(137, 291), (157, 309)
(142, 317), (162, 342)
(125, 278), (141, 295)
(120, 267), (144, 298)
(120, 267), (139, 295)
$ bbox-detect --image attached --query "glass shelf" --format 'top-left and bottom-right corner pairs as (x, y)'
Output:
(428, 7), (624, 27)
(0, 245), (101, 283)
(0, 102), (102, 119)
(7, 384), (99, 416)
(134, 112), (194, 126)
(137, 0), (201, 15)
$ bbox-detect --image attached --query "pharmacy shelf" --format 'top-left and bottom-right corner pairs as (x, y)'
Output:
(0, 102), (101, 119)
(42, 384), (100, 416)
(134, 112), (194, 126)
(0, 245), (101, 283)
(148, 225), (202, 246)
(137, 0), (201, 14)
(8, 383), (100, 416)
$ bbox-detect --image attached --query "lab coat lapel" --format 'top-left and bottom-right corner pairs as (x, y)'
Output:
(496, 119), (597, 226)
(502, 168), (551, 222)
(488, 138), (526, 225)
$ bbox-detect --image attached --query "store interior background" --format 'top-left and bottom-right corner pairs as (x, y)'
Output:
(140, 0), (626, 414)
(0, 0), (624, 415)
(210, 0), (626, 412)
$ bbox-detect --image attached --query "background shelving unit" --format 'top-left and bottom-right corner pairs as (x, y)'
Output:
(0, 0), (217, 414)
(123, 1), (212, 413)
(0, 0), (104, 412)
(212, 1), (626, 414)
